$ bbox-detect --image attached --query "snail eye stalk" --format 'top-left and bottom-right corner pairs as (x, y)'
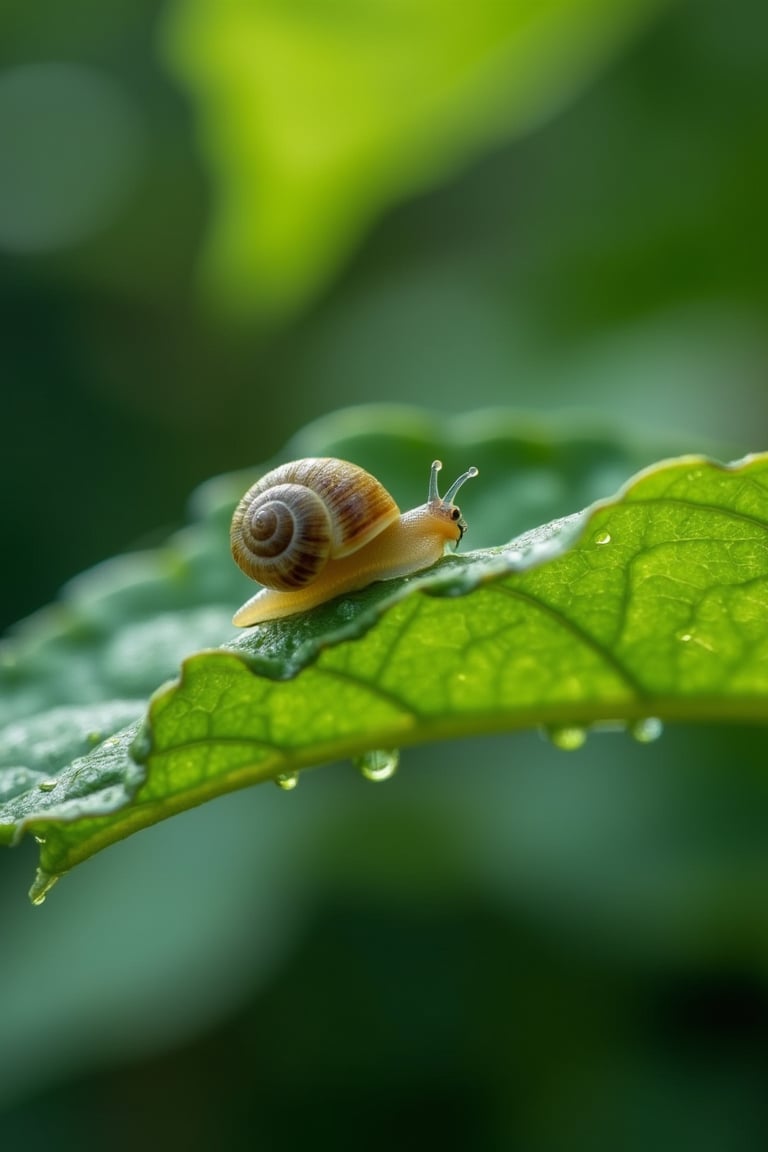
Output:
(443, 466), (478, 505)
(427, 459), (478, 506)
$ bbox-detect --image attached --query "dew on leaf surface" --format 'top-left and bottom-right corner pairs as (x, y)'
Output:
(355, 748), (400, 782)
(543, 725), (588, 751)
(275, 771), (299, 791)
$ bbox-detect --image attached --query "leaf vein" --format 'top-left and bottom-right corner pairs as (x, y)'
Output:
(494, 583), (646, 697)
(626, 497), (768, 531)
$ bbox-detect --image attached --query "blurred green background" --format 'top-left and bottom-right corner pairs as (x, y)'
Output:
(2, 1), (768, 1148)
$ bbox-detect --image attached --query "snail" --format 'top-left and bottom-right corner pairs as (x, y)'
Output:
(230, 457), (478, 626)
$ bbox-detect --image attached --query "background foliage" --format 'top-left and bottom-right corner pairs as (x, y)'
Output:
(2, 1), (768, 1149)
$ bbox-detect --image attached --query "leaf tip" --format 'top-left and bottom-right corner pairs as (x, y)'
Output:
(29, 868), (60, 906)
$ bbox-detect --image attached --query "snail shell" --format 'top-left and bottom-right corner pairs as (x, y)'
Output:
(230, 458), (399, 592)
(230, 456), (478, 626)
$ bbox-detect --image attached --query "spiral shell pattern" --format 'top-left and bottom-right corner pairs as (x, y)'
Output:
(230, 458), (400, 592)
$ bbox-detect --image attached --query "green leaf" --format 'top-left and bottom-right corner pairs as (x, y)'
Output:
(1, 412), (764, 898)
(161, 0), (667, 315)
(137, 452), (768, 757)
(1, 408), (765, 902)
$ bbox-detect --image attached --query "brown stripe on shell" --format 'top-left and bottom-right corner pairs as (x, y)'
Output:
(245, 501), (292, 558)
(230, 479), (333, 591)
(230, 458), (400, 591)
(278, 458), (400, 557)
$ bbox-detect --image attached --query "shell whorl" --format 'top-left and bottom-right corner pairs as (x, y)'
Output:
(230, 458), (400, 592)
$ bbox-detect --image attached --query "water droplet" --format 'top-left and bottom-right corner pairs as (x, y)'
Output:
(593, 530), (612, 546)
(29, 869), (59, 906)
(38, 778), (57, 792)
(678, 632), (693, 643)
(544, 725), (588, 751)
(275, 772), (299, 791)
(34, 834), (46, 844)
(355, 748), (400, 782)
(335, 600), (358, 621)
(630, 717), (664, 744)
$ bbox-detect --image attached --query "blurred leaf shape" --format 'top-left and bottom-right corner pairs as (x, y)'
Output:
(162, 0), (667, 315)
(0, 407), (765, 902)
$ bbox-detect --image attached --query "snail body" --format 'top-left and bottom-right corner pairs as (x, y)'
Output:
(230, 457), (477, 626)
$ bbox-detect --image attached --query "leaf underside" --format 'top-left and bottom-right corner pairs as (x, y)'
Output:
(1, 410), (766, 901)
